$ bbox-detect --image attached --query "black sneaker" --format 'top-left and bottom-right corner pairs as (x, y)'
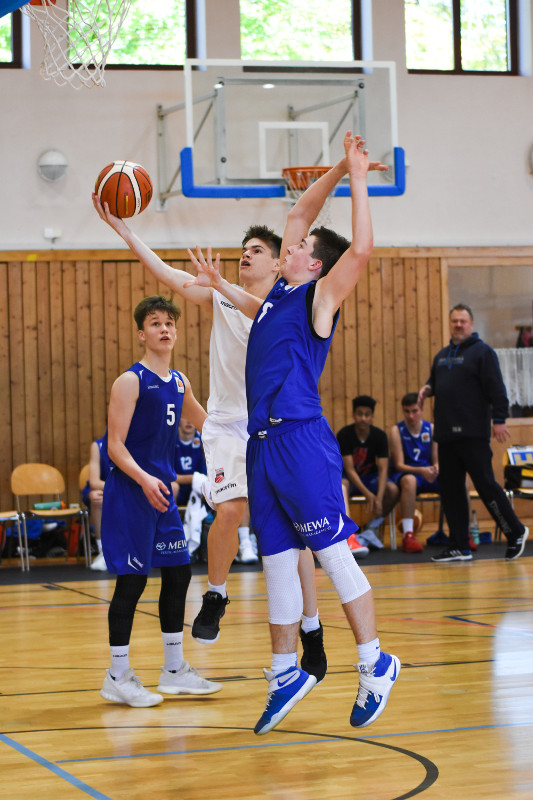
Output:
(505, 526), (529, 561)
(192, 591), (230, 643)
(299, 622), (328, 684)
(431, 547), (472, 562)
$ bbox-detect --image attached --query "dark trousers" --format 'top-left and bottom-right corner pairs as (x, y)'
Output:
(438, 439), (524, 550)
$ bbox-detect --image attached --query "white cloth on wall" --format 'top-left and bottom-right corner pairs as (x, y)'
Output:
(495, 348), (533, 407)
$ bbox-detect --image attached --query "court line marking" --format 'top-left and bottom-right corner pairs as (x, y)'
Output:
(53, 718), (533, 763)
(0, 733), (113, 800)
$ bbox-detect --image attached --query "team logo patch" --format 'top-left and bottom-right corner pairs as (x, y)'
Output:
(421, 431), (430, 442)
(156, 542), (166, 551)
(215, 467), (224, 484)
(193, 436), (201, 448)
(175, 376), (185, 394)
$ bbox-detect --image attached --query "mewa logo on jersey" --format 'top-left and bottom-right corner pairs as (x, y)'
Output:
(293, 517), (332, 535)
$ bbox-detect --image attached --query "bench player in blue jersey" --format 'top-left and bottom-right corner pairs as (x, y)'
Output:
(187, 132), (401, 735)
(81, 431), (113, 571)
(99, 295), (222, 707)
(389, 392), (439, 553)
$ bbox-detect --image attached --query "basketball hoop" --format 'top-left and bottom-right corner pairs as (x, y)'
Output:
(22, 0), (132, 89)
(281, 166), (333, 227)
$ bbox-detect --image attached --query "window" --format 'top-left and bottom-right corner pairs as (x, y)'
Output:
(240, 0), (360, 61)
(0, 10), (23, 68)
(405, 0), (518, 74)
(76, 0), (195, 69)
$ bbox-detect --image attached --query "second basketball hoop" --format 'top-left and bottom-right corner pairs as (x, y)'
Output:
(282, 166), (333, 227)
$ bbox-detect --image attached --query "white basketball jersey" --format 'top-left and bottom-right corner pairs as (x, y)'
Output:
(207, 289), (252, 422)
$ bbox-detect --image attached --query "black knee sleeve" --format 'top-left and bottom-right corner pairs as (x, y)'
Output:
(108, 573), (148, 647)
(159, 564), (192, 633)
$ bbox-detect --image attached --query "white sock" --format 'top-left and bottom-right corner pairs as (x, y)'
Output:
(208, 581), (227, 598)
(367, 516), (384, 530)
(110, 645), (129, 679)
(162, 631), (184, 672)
(357, 637), (380, 666)
(301, 612), (320, 633)
(238, 526), (251, 543)
(271, 652), (298, 675)
(402, 518), (414, 534)
(96, 538), (103, 554)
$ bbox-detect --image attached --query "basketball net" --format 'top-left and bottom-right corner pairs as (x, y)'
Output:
(22, 0), (132, 89)
(281, 166), (333, 229)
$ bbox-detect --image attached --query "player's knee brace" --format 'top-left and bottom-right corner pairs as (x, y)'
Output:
(315, 540), (371, 604)
(262, 549), (303, 625)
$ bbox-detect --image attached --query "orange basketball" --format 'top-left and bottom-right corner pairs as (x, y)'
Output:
(95, 161), (153, 218)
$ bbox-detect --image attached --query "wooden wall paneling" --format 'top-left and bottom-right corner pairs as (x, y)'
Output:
(102, 261), (119, 403)
(428, 257), (444, 357)
(415, 259), (431, 390)
(9, 263), (27, 472)
(88, 260), (107, 438)
(383, 256), (399, 425)
(368, 256), (385, 428)
(49, 260), (67, 483)
(117, 261), (133, 376)
(36, 262), (53, 468)
(354, 267), (370, 409)
(75, 261), (93, 479)
(440, 258), (450, 344)
(328, 303), (346, 433)
(143, 265), (158, 298)
(184, 294), (201, 399)
(0, 263), (13, 508)
(404, 257), (419, 393)
(22, 261), (39, 464)
(341, 286), (358, 424)
(198, 301), (212, 411)
(62, 260), (81, 498)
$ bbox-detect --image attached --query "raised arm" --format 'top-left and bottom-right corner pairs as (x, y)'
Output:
(313, 134), (382, 324)
(92, 194), (213, 310)
(186, 246), (263, 319)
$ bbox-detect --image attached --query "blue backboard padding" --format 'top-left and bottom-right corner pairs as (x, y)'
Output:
(180, 146), (405, 199)
(0, 0), (25, 17)
(180, 148), (285, 198)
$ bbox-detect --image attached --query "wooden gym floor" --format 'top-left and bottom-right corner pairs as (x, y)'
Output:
(1, 541), (532, 800)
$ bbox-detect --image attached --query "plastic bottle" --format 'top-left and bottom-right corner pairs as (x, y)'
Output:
(470, 508), (480, 545)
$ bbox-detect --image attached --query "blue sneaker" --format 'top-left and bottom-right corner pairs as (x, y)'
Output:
(254, 666), (316, 735)
(350, 652), (401, 728)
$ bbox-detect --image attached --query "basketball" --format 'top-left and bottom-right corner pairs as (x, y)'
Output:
(95, 160), (153, 218)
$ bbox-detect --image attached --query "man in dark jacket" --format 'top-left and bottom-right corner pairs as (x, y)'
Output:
(418, 303), (528, 562)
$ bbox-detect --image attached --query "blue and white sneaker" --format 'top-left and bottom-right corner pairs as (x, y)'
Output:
(350, 652), (401, 728)
(254, 666), (316, 735)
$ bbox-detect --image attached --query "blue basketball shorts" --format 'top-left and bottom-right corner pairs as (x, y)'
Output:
(390, 471), (440, 494)
(101, 469), (190, 575)
(247, 417), (358, 556)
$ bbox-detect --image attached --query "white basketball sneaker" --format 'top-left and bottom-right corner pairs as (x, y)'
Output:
(100, 669), (163, 707)
(157, 662), (222, 695)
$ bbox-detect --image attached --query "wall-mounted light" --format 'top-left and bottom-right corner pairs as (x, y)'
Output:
(37, 149), (68, 182)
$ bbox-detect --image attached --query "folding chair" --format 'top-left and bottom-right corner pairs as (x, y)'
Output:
(11, 463), (91, 568)
(0, 510), (28, 571)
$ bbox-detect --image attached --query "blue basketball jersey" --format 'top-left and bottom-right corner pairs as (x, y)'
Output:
(174, 432), (206, 505)
(397, 419), (433, 467)
(122, 362), (185, 483)
(246, 279), (339, 434)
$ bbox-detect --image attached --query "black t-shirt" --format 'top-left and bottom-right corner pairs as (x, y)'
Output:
(336, 424), (389, 477)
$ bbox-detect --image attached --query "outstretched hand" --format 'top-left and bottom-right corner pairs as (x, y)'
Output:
(184, 245), (223, 290)
(92, 192), (129, 235)
(343, 131), (388, 175)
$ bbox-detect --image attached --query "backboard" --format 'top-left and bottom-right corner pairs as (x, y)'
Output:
(166, 59), (405, 201)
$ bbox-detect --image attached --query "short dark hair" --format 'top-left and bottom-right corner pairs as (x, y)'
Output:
(242, 225), (282, 258)
(401, 392), (419, 407)
(352, 395), (376, 413)
(134, 295), (181, 331)
(310, 226), (350, 277)
(450, 303), (474, 320)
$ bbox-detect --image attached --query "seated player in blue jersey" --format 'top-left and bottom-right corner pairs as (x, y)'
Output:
(81, 431), (113, 571)
(99, 295), (222, 707)
(173, 417), (207, 507)
(186, 132), (400, 735)
(337, 395), (400, 550)
(389, 392), (440, 554)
